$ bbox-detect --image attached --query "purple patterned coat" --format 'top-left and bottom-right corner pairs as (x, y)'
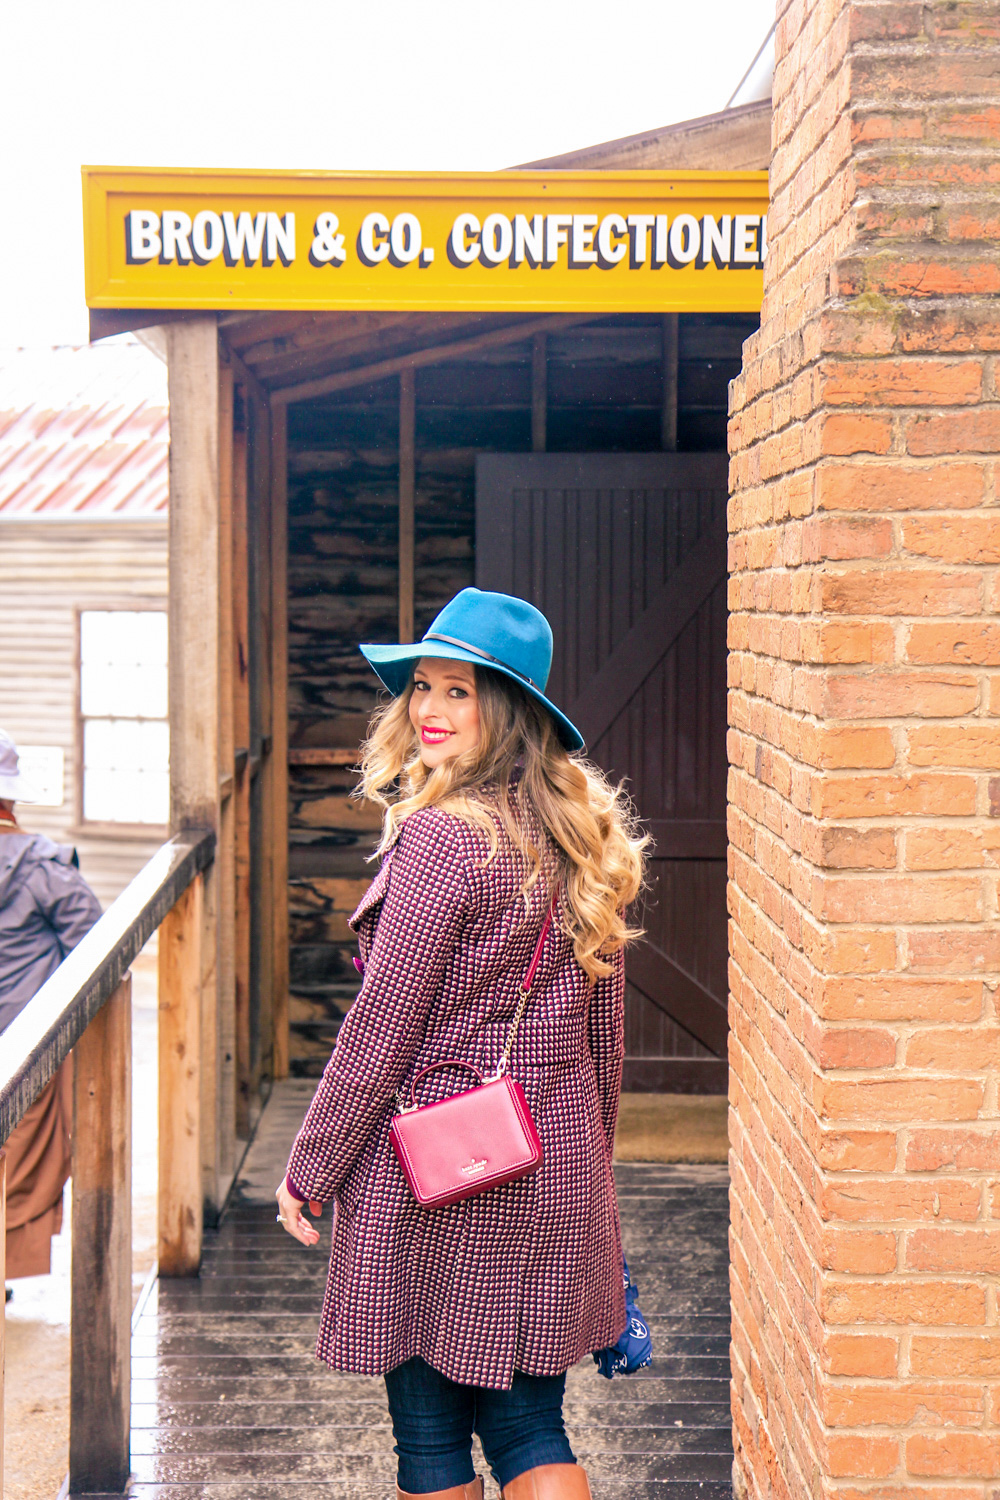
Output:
(285, 796), (627, 1389)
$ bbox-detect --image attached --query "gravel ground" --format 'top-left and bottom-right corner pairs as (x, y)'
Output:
(614, 1093), (729, 1163)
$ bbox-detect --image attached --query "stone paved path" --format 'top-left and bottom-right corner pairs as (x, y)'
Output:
(128, 1082), (733, 1498)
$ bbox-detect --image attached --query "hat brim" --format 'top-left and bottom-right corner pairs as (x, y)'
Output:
(0, 772), (40, 803)
(360, 642), (585, 752)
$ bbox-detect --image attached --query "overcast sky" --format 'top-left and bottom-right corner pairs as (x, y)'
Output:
(1, 0), (774, 347)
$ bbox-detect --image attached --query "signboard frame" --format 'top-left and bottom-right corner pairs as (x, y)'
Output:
(82, 166), (768, 317)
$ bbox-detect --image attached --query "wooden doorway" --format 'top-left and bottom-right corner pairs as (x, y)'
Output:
(476, 453), (729, 1093)
(272, 312), (753, 1078)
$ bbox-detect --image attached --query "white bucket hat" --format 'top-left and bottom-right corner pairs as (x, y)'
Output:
(0, 730), (40, 802)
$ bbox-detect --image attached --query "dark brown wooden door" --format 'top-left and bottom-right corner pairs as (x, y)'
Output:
(476, 453), (729, 1093)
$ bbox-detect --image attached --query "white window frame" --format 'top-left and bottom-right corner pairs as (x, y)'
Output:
(76, 603), (170, 836)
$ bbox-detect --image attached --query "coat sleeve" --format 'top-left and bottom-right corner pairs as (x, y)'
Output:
(30, 859), (102, 957)
(587, 946), (625, 1158)
(285, 810), (472, 1202)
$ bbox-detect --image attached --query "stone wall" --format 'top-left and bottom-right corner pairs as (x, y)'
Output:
(728, 2), (1000, 1495)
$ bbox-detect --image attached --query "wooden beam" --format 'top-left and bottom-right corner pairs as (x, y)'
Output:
(231, 309), (435, 378)
(531, 331), (547, 452)
(232, 412), (252, 1136)
(70, 975), (132, 1494)
(90, 307), (196, 343)
(166, 317), (221, 832)
(621, 1057), (729, 1094)
(661, 313), (679, 452)
(165, 315), (223, 1225)
(269, 401), (290, 1080)
(288, 747), (359, 766)
(217, 362), (237, 1182)
(568, 512), (726, 749)
(159, 877), (203, 1274)
(252, 392), (276, 1083)
(239, 311), (507, 386)
(0, 833), (213, 1146)
(399, 369), (416, 644)
(270, 313), (596, 405)
(517, 97), (772, 170)
(218, 330), (270, 412)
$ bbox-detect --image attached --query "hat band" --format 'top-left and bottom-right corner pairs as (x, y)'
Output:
(422, 632), (539, 691)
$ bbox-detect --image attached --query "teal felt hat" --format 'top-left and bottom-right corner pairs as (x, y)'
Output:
(360, 588), (584, 751)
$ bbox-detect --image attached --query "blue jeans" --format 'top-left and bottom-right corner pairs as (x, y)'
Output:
(384, 1356), (576, 1492)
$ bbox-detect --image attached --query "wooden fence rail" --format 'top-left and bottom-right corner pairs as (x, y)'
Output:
(0, 829), (215, 1498)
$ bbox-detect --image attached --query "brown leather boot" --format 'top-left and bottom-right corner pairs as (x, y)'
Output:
(502, 1465), (593, 1499)
(396, 1479), (484, 1500)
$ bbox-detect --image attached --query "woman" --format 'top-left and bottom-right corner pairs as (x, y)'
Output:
(277, 588), (646, 1500)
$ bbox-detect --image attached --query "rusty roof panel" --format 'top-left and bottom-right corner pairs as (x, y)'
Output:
(0, 341), (168, 519)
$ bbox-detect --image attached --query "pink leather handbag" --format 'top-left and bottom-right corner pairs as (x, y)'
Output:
(389, 894), (556, 1209)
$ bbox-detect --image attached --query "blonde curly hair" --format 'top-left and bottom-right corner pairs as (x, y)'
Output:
(357, 664), (647, 981)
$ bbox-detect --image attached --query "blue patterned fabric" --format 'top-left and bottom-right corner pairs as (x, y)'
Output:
(593, 1258), (652, 1379)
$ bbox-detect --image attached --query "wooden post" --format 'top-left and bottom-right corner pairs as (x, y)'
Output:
(399, 368), (415, 643)
(532, 331), (547, 453)
(661, 314), (679, 452)
(269, 400), (291, 1080)
(165, 315), (225, 1226)
(158, 877), (203, 1274)
(232, 402), (253, 1135)
(254, 393), (276, 1080)
(166, 316), (221, 832)
(217, 360), (237, 1178)
(70, 976), (132, 1495)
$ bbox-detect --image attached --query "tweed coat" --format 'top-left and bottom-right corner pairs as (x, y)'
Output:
(285, 793), (627, 1389)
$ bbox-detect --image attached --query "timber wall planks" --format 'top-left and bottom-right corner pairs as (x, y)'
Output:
(0, 519), (168, 906)
(285, 422), (474, 1075)
(283, 315), (752, 1076)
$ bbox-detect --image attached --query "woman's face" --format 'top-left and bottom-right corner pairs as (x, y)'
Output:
(408, 657), (481, 769)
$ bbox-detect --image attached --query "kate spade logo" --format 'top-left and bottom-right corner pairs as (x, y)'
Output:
(460, 1157), (488, 1177)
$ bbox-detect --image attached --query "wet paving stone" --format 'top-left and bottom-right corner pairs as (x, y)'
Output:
(127, 1487), (733, 1499)
(126, 1143), (732, 1496)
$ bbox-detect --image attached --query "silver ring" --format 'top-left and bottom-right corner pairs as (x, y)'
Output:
(276, 1213), (286, 1224)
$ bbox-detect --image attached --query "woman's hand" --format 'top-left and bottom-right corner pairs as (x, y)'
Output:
(275, 1176), (323, 1246)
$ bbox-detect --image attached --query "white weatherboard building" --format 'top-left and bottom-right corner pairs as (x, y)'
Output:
(0, 339), (169, 905)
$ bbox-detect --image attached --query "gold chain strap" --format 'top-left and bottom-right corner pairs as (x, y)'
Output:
(496, 888), (559, 1076)
(496, 983), (533, 1077)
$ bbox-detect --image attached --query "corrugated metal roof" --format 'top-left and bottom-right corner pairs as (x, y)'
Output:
(0, 340), (168, 519)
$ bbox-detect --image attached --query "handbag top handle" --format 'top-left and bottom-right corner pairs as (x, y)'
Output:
(496, 887), (559, 1077)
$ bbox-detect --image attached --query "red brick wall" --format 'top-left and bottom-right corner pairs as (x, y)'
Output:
(728, 2), (1000, 1496)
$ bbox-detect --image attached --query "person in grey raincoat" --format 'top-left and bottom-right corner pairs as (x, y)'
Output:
(0, 730), (102, 1278)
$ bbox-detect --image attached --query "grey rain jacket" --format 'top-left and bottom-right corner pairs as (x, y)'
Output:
(0, 834), (102, 1033)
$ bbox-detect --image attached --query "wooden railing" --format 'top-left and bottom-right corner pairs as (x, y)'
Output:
(0, 830), (215, 1497)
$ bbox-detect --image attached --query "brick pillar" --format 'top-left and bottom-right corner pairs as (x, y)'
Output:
(728, 3), (1000, 1497)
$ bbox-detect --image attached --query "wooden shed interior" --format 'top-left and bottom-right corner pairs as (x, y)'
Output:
(156, 304), (756, 1142)
(272, 311), (751, 1091)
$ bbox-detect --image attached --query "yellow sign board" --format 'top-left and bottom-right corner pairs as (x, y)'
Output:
(82, 167), (768, 316)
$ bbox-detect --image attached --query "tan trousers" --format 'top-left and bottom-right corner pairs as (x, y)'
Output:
(5, 1058), (72, 1278)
